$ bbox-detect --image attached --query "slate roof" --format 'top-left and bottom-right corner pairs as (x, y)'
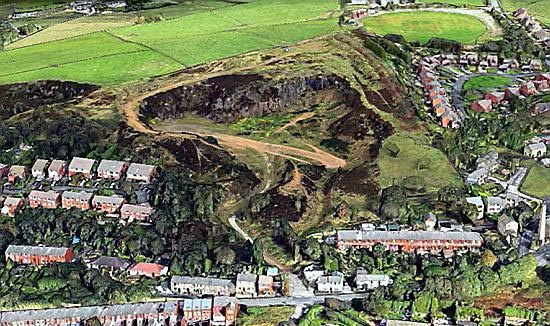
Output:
(525, 142), (546, 152)
(68, 157), (95, 171)
(97, 160), (126, 173)
(337, 230), (483, 242)
(29, 190), (60, 201)
(171, 276), (235, 288)
(127, 163), (156, 177)
(5, 245), (70, 257)
(90, 256), (130, 270)
(31, 159), (49, 172)
(92, 195), (125, 205)
(121, 204), (154, 215)
(236, 273), (258, 283)
(62, 191), (93, 201)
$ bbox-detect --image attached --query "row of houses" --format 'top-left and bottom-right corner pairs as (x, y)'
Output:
(303, 265), (392, 294)
(0, 158), (156, 183)
(171, 274), (277, 298)
(513, 8), (550, 48)
(465, 195), (517, 220)
(0, 298), (238, 326)
(336, 230), (483, 256)
(1, 191), (154, 221)
(349, 0), (415, 7)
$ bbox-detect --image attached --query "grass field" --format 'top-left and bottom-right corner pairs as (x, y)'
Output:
(238, 306), (294, 326)
(420, 0), (485, 6)
(463, 75), (513, 91)
(377, 131), (461, 191)
(0, 0), (340, 85)
(0, 0), (71, 10)
(521, 164), (550, 198)
(362, 12), (487, 44)
(502, 0), (550, 25)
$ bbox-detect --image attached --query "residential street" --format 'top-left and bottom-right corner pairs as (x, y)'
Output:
(238, 293), (369, 307)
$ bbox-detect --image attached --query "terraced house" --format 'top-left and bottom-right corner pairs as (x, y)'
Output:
(1, 197), (24, 217)
(62, 191), (93, 210)
(126, 163), (157, 183)
(171, 276), (236, 296)
(120, 204), (155, 222)
(31, 159), (49, 179)
(48, 159), (67, 181)
(28, 190), (61, 209)
(5, 245), (75, 265)
(97, 159), (128, 180)
(92, 195), (126, 214)
(68, 157), (96, 178)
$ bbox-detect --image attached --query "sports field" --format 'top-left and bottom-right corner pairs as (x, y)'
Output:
(463, 75), (513, 91)
(502, 0), (550, 25)
(362, 11), (487, 44)
(0, 0), (339, 85)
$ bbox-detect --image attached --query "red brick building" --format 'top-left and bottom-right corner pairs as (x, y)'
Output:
(1, 197), (24, 217)
(8, 165), (28, 184)
(471, 99), (493, 113)
(5, 245), (75, 265)
(28, 190), (61, 209)
(92, 195), (126, 214)
(120, 204), (154, 222)
(62, 191), (93, 210)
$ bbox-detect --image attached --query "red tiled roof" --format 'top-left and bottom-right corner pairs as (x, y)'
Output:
(130, 262), (165, 274)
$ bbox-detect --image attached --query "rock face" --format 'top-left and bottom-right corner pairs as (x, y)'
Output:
(139, 74), (346, 123)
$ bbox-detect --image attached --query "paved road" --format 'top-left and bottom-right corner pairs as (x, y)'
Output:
(239, 293), (369, 307)
(228, 216), (252, 243)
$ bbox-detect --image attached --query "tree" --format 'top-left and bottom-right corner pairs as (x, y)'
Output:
(481, 249), (498, 268)
(214, 246), (236, 265)
(301, 238), (322, 261)
(252, 238), (264, 266)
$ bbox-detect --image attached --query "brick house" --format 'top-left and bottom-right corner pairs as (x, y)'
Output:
(0, 163), (8, 178)
(212, 297), (239, 326)
(126, 163), (157, 183)
(8, 165), (28, 183)
(504, 87), (520, 99)
(97, 160), (128, 180)
(68, 157), (96, 178)
(28, 190), (61, 209)
(484, 92), (505, 105)
(536, 73), (550, 82)
(336, 230), (483, 255)
(257, 275), (275, 297)
(471, 99), (493, 113)
(31, 159), (49, 179)
(92, 195), (126, 214)
(1, 197), (24, 217)
(128, 262), (168, 278)
(48, 159), (67, 181)
(62, 191), (93, 210)
(534, 80), (549, 92)
(120, 204), (154, 222)
(170, 276), (236, 296)
(520, 81), (537, 96)
(5, 245), (75, 265)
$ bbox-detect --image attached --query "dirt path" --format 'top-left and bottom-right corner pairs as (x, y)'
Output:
(275, 112), (316, 133)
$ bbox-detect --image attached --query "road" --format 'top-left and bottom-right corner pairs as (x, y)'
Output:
(238, 293), (369, 307)
(228, 216), (252, 243)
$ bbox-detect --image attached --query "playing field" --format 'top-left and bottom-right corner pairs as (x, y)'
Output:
(502, 0), (550, 25)
(463, 75), (513, 91)
(0, 0), (71, 10)
(0, 0), (340, 85)
(362, 11), (487, 44)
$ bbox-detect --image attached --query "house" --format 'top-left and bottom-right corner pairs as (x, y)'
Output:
(316, 273), (344, 293)
(48, 159), (67, 181)
(471, 99), (492, 113)
(1, 197), (24, 217)
(477, 60), (488, 73)
(62, 191), (93, 210)
(524, 142), (547, 158)
(120, 204), (154, 222)
(504, 87), (520, 99)
(542, 158), (550, 168)
(336, 230), (483, 255)
(89, 256), (130, 272)
(486, 196), (505, 215)
(530, 59), (543, 71)
(303, 265), (325, 284)
(97, 159), (128, 180)
(8, 165), (28, 183)
(476, 150), (499, 172)
(92, 195), (126, 214)
(466, 196), (485, 220)
(467, 53), (478, 65)
(536, 73), (550, 82)
(484, 92), (505, 105)
(513, 8), (528, 20)
(31, 159), (49, 179)
(355, 269), (392, 291)
(257, 275), (275, 297)
(534, 80), (549, 92)
(212, 297), (239, 326)
(505, 192), (520, 207)
(487, 55), (499, 67)
(424, 213), (437, 231)
(68, 157), (96, 178)
(171, 276), (236, 296)
(128, 262), (168, 278)
(533, 103), (550, 115)
(236, 273), (258, 298)
(28, 190), (61, 209)
(519, 81), (537, 96)
(465, 167), (489, 185)
(0, 163), (8, 178)
(498, 214), (519, 237)
(349, 0), (368, 4)
(126, 163), (157, 182)
(104, 0), (127, 8)
(5, 245), (75, 265)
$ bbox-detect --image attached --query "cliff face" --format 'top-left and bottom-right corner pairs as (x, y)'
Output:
(139, 74), (347, 123)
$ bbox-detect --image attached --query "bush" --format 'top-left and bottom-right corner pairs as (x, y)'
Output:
(364, 38), (387, 59)
(426, 37), (463, 52)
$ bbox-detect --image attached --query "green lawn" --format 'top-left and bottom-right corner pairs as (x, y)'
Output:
(420, 0), (485, 6)
(521, 164), (550, 198)
(0, 0), (71, 10)
(377, 132), (462, 191)
(502, 0), (550, 25)
(463, 75), (513, 91)
(0, 0), (340, 85)
(362, 11), (487, 44)
(238, 306), (295, 326)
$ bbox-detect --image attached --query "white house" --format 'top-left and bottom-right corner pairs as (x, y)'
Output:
(486, 196), (505, 215)
(498, 214), (519, 237)
(524, 142), (547, 158)
(31, 159), (49, 179)
(317, 273), (344, 293)
(466, 167), (489, 186)
(424, 213), (437, 231)
(466, 197), (485, 220)
(355, 269), (392, 291)
(235, 273), (257, 298)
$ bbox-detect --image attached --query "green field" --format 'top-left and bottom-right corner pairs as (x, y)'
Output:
(362, 11), (487, 44)
(463, 75), (513, 91)
(503, 0), (550, 25)
(377, 132), (462, 191)
(0, 0), (339, 85)
(238, 306), (295, 326)
(521, 164), (550, 198)
(420, 0), (485, 6)
(0, 0), (71, 10)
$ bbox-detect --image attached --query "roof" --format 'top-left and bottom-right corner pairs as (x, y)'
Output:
(213, 296), (238, 309)
(258, 275), (273, 286)
(317, 274), (343, 284)
(68, 157), (95, 171)
(48, 159), (67, 171)
(0, 301), (178, 323)
(129, 262), (166, 274)
(467, 167), (488, 180)
(337, 230), (483, 242)
(121, 204), (154, 215)
(487, 196), (505, 206)
(5, 245), (70, 257)
(127, 163), (156, 176)
(466, 196), (484, 206)
(9, 165), (27, 175)
(171, 276), (235, 288)
(31, 159), (48, 172)
(97, 160), (126, 173)
(92, 195), (125, 205)
(29, 190), (60, 201)
(3, 197), (23, 206)
(62, 191), (93, 201)
(499, 214), (515, 225)
(236, 273), (258, 283)
(355, 273), (391, 282)
(526, 142), (547, 151)
(90, 256), (130, 270)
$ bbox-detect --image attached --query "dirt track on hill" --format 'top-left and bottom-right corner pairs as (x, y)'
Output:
(121, 60), (346, 169)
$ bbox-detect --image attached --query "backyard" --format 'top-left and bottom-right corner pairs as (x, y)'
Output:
(362, 11), (487, 44)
